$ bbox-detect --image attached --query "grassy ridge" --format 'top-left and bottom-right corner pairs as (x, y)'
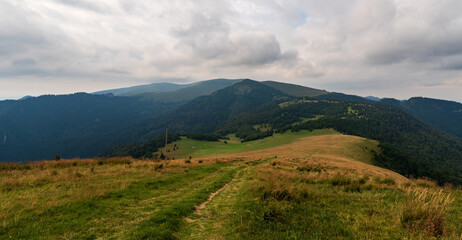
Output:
(160, 129), (337, 159)
(2, 133), (461, 239)
(179, 158), (462, 239)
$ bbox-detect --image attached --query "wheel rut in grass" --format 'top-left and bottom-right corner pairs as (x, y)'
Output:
(185, 173), (239, 223)
(184, 158), (272, 224)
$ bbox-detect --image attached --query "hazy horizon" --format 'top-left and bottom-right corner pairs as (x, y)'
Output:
(0, 78), (456, 103)
(1, 1), (462, 102)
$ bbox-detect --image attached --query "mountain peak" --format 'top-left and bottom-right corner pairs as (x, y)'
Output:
(261, 81), (328, 97)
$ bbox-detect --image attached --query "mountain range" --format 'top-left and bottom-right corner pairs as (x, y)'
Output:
(1, 79), (462, 184)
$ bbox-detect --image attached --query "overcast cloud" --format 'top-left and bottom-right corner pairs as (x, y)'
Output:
(1, 0), (462, 102)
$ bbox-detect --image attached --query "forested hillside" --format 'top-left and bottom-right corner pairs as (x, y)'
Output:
(380, 97), (462, 139)
(100, 80), (462, 185)
(218, 99), (462, 184)
(116, 79), (290, 141)
(0, 93), (180, 161)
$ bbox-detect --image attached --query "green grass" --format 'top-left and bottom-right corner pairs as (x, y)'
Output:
(0, 163), (241, 239)
(163, 129), (337, 159)
(178, 161), (462, 239)
(2, 133), (462, 239)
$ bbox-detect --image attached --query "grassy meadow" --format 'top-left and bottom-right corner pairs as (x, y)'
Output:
(158, 129), (338, 159)
(1, 131), (462, 239)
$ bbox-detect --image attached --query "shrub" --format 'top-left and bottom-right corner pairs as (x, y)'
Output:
(401, 188), (453, 237)
(97, 160), (104, 166)
(373, 176), (396, 186)
(330, 174), (352, 186)
(296, 166), (322, 172)
(21, 165), (32, 170)
(415, 178), (437, 188)
(382, 178), (396, 185)
(154, 163), (163, 170)
(185, 159), (191, 164)
(198, 160), (203, 164)
(262, 203), (286, 223)
(54, 155), (61, 161)
(123, 159), (132, 165)
(344, 183), (362, 192)
(358, 176), (369, 185)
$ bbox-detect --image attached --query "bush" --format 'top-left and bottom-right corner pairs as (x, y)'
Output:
(296, 166), (322, 172)
(373, 176), (396, 186)
(185, 159), (191, 164)
(382, 178), (396, 185)
(401, 188), (453, 237)
(185, 133), (220, 141)
(330, 174), (352, 186)
(154, 163), (163, 170)
(344, 183), (362, 192)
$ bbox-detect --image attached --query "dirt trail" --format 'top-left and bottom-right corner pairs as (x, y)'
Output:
(185, 164), (258, 223)
(185, 173), (238, 223)
(196, 183), (229, 214)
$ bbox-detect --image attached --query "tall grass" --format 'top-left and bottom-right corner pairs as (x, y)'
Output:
(401, 188), (454, 237)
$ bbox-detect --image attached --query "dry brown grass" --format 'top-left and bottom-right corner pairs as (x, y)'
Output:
(401, 188), (454, 237)
(0, 134), (410, 230)
(0, 157), (199, 224)
(213, 134), (409, 185)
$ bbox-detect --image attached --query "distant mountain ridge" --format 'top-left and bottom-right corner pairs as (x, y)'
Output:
(114, 79), (290, 141)
(93, 79), (328, 103)
(379, 97), (462, 139)
(1, 78), (462, 166)
(93, 79), (243, 103)
(104, 81), (462, 184)
(93, 82), (187, 96)
(261, 81), (328, 97)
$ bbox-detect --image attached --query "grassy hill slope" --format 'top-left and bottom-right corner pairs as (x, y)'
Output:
(157, 129), (338, 159)
(1, 133), (461, 239)
(262, 81), (328, 97)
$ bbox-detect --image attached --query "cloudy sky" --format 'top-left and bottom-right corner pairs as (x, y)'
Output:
(1, 0), (462, 102)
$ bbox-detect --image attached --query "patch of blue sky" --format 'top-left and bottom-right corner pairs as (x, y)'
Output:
(291, 12), (308, 28)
